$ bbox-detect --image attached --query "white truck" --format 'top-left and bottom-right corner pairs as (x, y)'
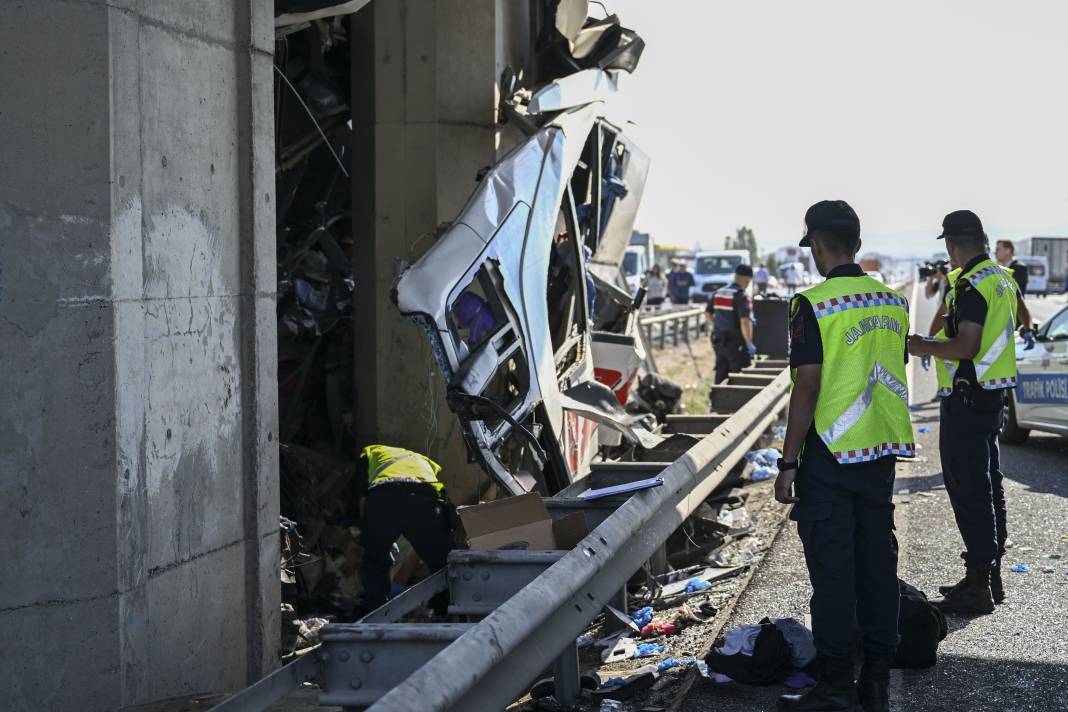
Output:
(1016, 237), (1068, 293)
(691, 249), (751, 303)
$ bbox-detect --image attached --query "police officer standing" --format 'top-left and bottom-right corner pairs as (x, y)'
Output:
(706, 263), (756, 385)
(907, 211), (1034, 614)
(357, 444), (455, 614)
(775, 200), (912, 712)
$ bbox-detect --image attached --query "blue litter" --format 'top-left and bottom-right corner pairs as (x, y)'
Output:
(1011, 563), (1030, 573)
(685, 578), (712, 593)
(918, 426), (931, 433)
(751, 466), (777, 482)
(634, 642), (668, 658)
(744, 448), (781, 468)
(600, 677), (625, 688)
(657, 657), (698, 671)
(631, 606), (654, 627)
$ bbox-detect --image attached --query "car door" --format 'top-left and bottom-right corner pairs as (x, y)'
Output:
(394, 104), (659, 496)
(1014, 305), (1068, 429)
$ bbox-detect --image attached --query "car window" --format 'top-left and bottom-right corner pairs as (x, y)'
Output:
(1045, 309), (1068, 340)
(622, 251), (639, 276)
(696, 255), (743, 274)
(1027, 263), (1045, 276)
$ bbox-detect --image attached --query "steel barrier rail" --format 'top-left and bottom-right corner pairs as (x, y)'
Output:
(638, 307), (706, 349)
(365, 370), (790, 711)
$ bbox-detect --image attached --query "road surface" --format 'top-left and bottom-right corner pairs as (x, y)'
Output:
(683, 285), (1068, 712)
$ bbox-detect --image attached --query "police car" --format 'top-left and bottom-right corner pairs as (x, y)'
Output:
(1003, 302), (1068, 443)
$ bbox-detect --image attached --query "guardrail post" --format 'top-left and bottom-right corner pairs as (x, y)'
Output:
(671, 318), (680, 347)
(659, 322), (666, 349)
(552, 641), (581, 704)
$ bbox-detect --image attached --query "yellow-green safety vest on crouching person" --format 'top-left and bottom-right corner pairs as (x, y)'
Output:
(362, 445), (444, 493)
(791, 275), (915, 464)
(944, 259), (1019, 392)
(935, 267), (962, 397)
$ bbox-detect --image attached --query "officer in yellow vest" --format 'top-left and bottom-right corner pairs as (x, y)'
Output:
(357, 444), (454, 613)
(775, 201), (912, 712)
(907, 210), (1034, 615)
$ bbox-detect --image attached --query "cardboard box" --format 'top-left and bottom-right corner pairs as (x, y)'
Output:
(457, 493), (588, 550)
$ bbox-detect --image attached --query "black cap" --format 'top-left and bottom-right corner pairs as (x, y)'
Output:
(735, 264), (754, 277)
(800, 200), (860, 247)
(937, 209), (985, 240)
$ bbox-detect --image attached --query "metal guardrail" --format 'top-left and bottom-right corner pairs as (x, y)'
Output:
(213, 363), (791, 712)
(639, 307), (706, 349)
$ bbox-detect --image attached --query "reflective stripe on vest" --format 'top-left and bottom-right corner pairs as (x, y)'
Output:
(792, 275), (915, 465)
(362, 444), (444, 492)
(712, 287), (737, 311)
(952, 259), (1018, 390)
(935, 268), (962, 397)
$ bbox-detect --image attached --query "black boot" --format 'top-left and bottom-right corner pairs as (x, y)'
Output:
(934, 565), (995, 615)
(990, 559), (1005, 605)
(857, 654), (892, 712)
(778, 656), (858, 711)
(937, 571), (966, 597)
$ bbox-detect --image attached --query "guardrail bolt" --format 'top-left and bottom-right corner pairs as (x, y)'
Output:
(349, 678), (363, 690)
(473, 592), (482, 601)
(360, 651), (374, 663)
(338, 650), (350, 662)
(462, 571), (473, 581)
(481, 571), (490, 580)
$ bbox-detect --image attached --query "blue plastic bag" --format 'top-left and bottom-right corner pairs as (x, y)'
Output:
(631, 606), (654, 627)
(685, 578), (712, 593)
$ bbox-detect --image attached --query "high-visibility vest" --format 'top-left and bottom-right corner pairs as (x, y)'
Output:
(942, 258), (1019, 392)
(934, 268), (962, 397)
(362, 445), (444, 493)
(792, 275), (914, 465)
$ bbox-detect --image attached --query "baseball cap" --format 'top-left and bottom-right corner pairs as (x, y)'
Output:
(937, 210), (985, 240)
(735, 264), (754, 277)
(800, 200), (860, 247)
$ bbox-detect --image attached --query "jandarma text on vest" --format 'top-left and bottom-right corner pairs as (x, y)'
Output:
(843, 315), (903, 345)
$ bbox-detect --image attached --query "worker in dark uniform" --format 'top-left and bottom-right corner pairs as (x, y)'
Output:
(908, 212), (1034, 615)
(357, 444), (454, 614)
(995, 239), (1029, 295)
(706, 263), (756, 387)
(776, 201), (913, 712)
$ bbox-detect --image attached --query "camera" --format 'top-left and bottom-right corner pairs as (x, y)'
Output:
(918, 259), (949, 279)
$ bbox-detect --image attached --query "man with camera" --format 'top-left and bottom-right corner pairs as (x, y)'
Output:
(907, 210), (1035, 615)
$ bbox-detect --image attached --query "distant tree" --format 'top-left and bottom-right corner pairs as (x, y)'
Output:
(725, 226), (758, 263)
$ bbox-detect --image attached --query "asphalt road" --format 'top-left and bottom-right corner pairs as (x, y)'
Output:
(683, 286), (1068, 712)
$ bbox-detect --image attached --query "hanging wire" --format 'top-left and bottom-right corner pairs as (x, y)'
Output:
(273, 64), (350, 178)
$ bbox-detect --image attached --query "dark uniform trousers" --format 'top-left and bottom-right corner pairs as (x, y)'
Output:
(791, 442), (899, 659)
(712, 331), (751, 383)
(938, 391), (1007, 567)
(359, 482), (453, 608)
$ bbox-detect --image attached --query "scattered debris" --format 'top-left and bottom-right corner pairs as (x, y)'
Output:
(1011, 563), (1030, 573)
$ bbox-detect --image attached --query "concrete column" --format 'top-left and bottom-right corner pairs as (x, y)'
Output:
(0, 2), (279, 710)
(353, 0), (531, 503)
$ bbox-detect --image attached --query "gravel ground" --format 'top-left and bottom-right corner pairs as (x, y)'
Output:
(682, 289), (1068, 712)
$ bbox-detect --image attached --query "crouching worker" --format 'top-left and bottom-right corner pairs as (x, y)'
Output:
(357, 444), (455, 615)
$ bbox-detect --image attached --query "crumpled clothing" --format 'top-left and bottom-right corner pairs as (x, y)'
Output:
(772, 617), (816, 668)
(784, 670), (817, 689)
(715, 624), (762, 656)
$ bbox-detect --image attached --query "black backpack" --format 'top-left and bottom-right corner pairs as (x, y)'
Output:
(894, 579), (948, 668)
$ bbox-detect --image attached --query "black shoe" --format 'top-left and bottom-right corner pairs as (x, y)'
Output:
(778, 656), (857, 711)
(934, 566), (995, 615)
(990, 560), (1005, 604)
(857, 655), (892, 712)
(937, 573), (967, 597)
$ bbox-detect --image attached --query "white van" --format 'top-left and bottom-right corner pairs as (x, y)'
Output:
(691, 249), (751, 302)
(1017, 255), (1049, 296)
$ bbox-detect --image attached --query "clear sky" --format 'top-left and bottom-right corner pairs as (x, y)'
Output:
(607, 0), (1068, 257)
